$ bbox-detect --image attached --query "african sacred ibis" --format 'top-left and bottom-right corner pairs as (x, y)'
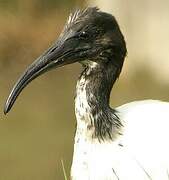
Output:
(4, 7), (169, 180)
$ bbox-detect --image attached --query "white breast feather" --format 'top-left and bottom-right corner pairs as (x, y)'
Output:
(71, 100), (169, 180)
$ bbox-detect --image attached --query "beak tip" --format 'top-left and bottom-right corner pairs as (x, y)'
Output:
(4, 111), (7, 115)
(4, 107), (8, 115)
(4, 102), (10, 115)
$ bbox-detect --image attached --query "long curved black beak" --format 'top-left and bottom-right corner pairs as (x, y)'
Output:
(4, 39), (82, 114)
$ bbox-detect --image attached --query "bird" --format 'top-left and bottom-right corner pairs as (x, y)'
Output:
(4, 7), (169, 180)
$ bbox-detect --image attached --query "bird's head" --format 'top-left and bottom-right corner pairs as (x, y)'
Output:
(4, 7), (127, 114)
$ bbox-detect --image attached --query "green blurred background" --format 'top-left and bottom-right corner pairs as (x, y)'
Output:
(0, 0), (169, 179)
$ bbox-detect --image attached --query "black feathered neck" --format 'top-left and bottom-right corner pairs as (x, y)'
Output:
(75, 61), (123, 141)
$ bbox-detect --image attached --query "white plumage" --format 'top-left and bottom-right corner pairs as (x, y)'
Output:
(71, 100), (169, 180)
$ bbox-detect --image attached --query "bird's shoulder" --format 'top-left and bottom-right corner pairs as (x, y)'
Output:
(116, 99), (169, 117)
(115, 99), (169, 149)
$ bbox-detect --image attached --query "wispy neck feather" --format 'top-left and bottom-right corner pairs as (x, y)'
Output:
(75, 63), (123, 141)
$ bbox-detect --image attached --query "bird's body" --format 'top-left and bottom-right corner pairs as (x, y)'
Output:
(72, 100), (169, 180)
(4, 7), (169, 180)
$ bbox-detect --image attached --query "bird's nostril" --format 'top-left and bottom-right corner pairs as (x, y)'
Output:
(50, 47), (57, 53)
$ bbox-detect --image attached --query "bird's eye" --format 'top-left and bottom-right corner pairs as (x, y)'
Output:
(79, 31), (89, 39)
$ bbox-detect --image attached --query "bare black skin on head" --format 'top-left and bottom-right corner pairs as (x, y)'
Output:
(4, 7), (127, 140)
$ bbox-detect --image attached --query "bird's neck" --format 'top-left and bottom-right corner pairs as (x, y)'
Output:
(75, 63), (123, 141)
